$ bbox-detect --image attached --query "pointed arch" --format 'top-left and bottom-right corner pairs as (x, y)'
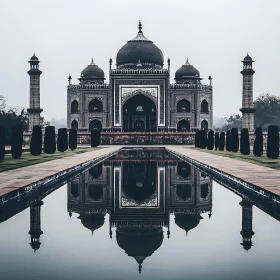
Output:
(71, 100), (78, 114)
(177, 99), (191, 113)
(201, 99), (209, 113)
(177, 120), (190, 132)
(177, 162), (191, 178)
(89, 120), (102, 132)
(201, 120), (208, 131)
(89, 99), (103, 112)
(201, 183), (209, 198)
(71, 120), (78, 130)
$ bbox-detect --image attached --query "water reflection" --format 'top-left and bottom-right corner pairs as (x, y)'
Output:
(67, 149), (213, 272)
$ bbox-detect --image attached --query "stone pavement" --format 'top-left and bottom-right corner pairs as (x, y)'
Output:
(168, 147), (280, 198)
(0, 147), (121, 198)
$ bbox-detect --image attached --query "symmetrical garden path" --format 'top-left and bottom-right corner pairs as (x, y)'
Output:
(0, 147), (120, 198)
(168, 147), (280, 198)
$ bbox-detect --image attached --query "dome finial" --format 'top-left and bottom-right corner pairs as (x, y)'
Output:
(185, 58), (190, 66)
(138, 20), (142, 33)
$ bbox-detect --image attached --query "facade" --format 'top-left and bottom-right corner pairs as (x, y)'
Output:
(240, 54), (255, 131)
(67, 22), (213, 133)
(27, 54), (43, 131)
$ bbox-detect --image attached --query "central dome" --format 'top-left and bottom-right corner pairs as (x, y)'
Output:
(116, 22), (164, 69)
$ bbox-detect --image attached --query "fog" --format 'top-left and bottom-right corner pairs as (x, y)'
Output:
(0, 0), (279, 121)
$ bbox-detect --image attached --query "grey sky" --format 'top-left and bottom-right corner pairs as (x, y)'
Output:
(0, 0), (279, 121)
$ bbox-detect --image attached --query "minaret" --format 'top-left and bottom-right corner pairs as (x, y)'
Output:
(239, 199), (254, 251)
(27, 54), (43, 131)
(240, 53), (255, 131)
(28, 201), (44, 252)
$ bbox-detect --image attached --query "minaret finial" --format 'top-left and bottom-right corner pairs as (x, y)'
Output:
(138, 20), (142, 33)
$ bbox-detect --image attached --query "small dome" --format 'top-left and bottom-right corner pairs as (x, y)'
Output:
(175, 214), (202, 235)
(175, 59), (200, 81)
(116, 21), (164, 69)
(80, 59), (105, 81)
(78, 213), (105, 234)
(30, 53), (39, 60)
(243, 53), (253, 61)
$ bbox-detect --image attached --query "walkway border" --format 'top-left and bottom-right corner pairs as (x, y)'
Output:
(167, 148), (280, 204)
(0, 147), (121, 205)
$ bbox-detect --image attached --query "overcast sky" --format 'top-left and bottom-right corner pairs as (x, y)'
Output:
(0, 0), (279, 121)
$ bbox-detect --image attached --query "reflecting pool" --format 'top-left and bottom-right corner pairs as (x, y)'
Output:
(1, 149), (280, 280)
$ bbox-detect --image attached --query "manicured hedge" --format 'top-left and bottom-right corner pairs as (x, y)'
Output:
(230, 128), (239, 152)
(226, 130), (231, 151)
(214, 132), (220, 151)
(91, 130), (100, 147)
(219, 132), (225, 151)
(240, 128), (250, 155)
(30, 125), (42, 156)
(57, 128), (68, 152)
(207, 130), (214, 150)
(253, 127), (263, 157)
(11, 126), (23, 159)
(44, 126), (56, 154)
(69, 129), (77, 151)
(267, 125), (279, 159)
(0, 125), (5, 161)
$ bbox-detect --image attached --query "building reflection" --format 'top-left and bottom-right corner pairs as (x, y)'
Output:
(67, 150), (213, 272)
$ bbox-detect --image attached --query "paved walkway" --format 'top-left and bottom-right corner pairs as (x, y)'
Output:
(0, 147), (121, 198)
(168, 147), (280, 197)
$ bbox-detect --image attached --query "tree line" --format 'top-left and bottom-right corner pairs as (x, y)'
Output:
(0, 126), (101, 161)
(195, 125), (279, 159)
(216, 93), (280, 131)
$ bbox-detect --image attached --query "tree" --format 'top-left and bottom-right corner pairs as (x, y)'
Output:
(240, 128), (250, 155)
(69, 129), (77, 151)
(44, 126), (56, 154)
(214, 132), (220, 151)
(207, 130), (214, 150)
(226, 130), (231, 151)
(11, 126), (23, 159)
(230, 128), (239, 152)
(0, 125), (5, 161)
(91, 130), (101, 147)
(267, 125), (279, 159)
(57, 128), (68, 152)
(253, 127), (263, 157)
(219, 132), (225, 151)
(30, 125), (42, 156)
(220, 114), (242, 131)
(254, 94), (280, 130)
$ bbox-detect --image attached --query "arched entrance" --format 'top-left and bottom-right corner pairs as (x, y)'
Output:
(177, 120), (190, 132)
(89, 120), (102, 132)
(71, 120), (78, 130)
(201, 120), (208, 131)
(122, 94), (157, 132)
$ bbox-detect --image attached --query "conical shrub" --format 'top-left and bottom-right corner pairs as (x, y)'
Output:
(219, 132), (225, 151)
(30, 125), (42, 156)
(214, 132), (220, 151)
(267, 125), (279, 159)
(207, 130), (214, 150)
(69, 129), (77, 151)
(11, 126), (23, 159)
(0, 125), (5, 161)
(44, 126), (56, 154)
(240, 128), (250, 155)
(253, 127), (263, 157)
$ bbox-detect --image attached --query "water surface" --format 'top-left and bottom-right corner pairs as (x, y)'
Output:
(0, 149), (280, 280)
